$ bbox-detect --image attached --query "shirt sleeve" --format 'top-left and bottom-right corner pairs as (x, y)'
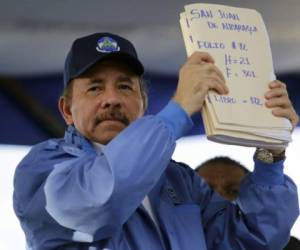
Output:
(201, 159), (299, 250)
(157, 101), (193, 139)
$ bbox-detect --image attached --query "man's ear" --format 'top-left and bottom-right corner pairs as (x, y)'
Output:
(58, 96), (73, 125)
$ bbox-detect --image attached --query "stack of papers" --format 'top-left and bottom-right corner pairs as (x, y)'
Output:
(180, 3), (292, 149)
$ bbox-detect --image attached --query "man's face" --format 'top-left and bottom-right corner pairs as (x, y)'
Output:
(197, 164), (247, 201)
(60, 60), (145, 144)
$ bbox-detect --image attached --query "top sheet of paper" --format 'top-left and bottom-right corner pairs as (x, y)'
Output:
(181, 3), (292, 130)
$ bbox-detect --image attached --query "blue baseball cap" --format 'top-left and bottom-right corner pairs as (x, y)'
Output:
(64, 32), (144, 86)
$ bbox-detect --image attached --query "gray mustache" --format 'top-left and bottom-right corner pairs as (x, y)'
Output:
(95, 108), (130, 126)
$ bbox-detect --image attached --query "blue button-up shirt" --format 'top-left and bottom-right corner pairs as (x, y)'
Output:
(13, 101), (299, 250)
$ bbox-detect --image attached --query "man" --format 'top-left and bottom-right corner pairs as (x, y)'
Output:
(195, 156), (249, 201)
(13, 32), (299, 250)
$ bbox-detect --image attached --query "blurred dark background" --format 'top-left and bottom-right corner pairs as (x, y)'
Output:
(0, 0), (299, 145)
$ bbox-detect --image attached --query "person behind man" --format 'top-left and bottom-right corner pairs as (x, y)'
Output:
(196, 156), (300, 249)
(13, 32), (299, 250)
(195, 156), (249, 201)
(284, 236), (300, 250)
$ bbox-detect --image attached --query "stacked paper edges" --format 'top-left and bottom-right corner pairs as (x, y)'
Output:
(180, 3), (292, 149)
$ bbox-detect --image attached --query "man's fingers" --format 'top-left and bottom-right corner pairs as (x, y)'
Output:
(265, 88), (288, 99)
(199, 74), (228, 95)
(269, 80), (286, 89)
(266, 80), (299, 129)
(183, 63), (229, 94)
(265, 80), (288, 99)
(209, 77), (229, 95)
(175, 51), (229, 115)
(197, 63), (228, 93)
(201, 63), (226, 84)
(265, 96), (291, 108)
(187, 52), (227, 91)
(188, 51), (215, 65)
(272, 108), (299, 128)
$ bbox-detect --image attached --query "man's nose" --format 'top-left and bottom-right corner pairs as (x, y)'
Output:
(100, 88), (121, 109)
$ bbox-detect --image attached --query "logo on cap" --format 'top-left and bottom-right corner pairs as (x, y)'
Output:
(96, 37), (120, 53)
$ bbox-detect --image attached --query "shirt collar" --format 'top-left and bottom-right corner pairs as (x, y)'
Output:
(64, 125), (95, 153)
